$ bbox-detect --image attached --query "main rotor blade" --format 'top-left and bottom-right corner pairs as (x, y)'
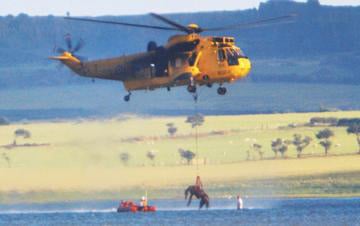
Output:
(202, 14), (297, 32)
(64, 33), (72, 51)
(149, 13), (190, 33)
(56, 47), (66, 54)
(64, 17), (178, 31)
(73, 38), (85, 53)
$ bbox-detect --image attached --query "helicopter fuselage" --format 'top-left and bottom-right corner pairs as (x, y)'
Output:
(59, 33), (251, 93)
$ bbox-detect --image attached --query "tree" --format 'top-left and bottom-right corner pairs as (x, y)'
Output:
(316, 129), (334, 156)
(178, 148), (196, 165)
(278, 144), (288, 158)
(271, 138), (289, 159)
(271, 139), (282, 158)
(185, 114), (205, 128)
(347, 124), (360, 154)
(166, 123), (178, 137)
(252, 143), (264, 160)
(119, 152), (130, 166)
(293, 134), (312, 158)
(146, 150), (157, 166)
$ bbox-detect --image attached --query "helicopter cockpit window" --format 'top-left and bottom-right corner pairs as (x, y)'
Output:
(234, 48), (246, 58)
(217, 49), (226, 62)
(226, 49), (239, 66)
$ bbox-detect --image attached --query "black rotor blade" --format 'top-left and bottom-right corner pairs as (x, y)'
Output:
(64, 33), (72, 51)
(56, 47), (66, 54)
(202, 14), (297, 32)
(149, 13), (190, 33)
(64, 17), (178, 31)
(73, 38), (85, 53)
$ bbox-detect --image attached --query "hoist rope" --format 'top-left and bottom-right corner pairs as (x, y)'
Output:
(193, 91), (200, 174)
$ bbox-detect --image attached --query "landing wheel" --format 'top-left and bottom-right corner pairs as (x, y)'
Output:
(217, 87), (227, 96)
(167, 86), (171, 92)
(187, 85), (197, 93)
(206, 83), (213, 88)
(124, 93), (131, 102)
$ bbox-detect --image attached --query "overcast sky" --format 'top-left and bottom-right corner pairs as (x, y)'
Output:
(1, 0), (359, 16)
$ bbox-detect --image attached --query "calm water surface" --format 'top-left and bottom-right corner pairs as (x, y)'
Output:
(0, 198), (359, 226)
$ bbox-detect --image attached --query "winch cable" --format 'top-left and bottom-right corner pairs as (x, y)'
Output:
(195, 94), (199, 173)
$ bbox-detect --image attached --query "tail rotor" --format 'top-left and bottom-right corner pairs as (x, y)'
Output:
(50, 33), (87, 63)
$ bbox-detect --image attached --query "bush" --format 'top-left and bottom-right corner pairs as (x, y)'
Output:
(178, 148), (196, 165)
(119, 152), (130, 165)
(147, 150), (157, 161)
(14, 128), (31, 138)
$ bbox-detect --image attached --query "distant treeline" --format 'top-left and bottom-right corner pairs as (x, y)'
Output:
(1, 0), (360, 88)
(309, 117), (360, 127)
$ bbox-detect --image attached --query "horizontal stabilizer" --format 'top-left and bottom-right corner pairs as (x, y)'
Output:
(49, 56), (71, 61)
(48, 52), (81, 64)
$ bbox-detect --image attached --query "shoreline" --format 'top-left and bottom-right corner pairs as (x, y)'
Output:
(1, 192), (360, 205)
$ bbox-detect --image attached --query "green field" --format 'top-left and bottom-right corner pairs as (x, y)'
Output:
(0, 111), (359, 203)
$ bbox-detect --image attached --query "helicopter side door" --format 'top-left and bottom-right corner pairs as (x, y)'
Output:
(216, 48), (228, 78)
(168, 53), (192, 81)
(150, 49), (169, 78)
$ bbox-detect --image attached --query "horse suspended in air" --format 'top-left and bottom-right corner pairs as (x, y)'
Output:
(185, 185), (210, 209)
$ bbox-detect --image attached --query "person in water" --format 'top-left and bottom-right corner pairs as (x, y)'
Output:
(237, 194), (244, 210)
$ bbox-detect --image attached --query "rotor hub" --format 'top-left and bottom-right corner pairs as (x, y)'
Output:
(187, 24), (202, 33)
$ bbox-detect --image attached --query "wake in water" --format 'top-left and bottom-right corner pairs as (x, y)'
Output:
(0, 207), (258, 215)
(0, 198), (274, 215)
(0, 208), (117, 215)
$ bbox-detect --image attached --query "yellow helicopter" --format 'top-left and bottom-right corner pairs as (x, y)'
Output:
(50, 13), (295, 101)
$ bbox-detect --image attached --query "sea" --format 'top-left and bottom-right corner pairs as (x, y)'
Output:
(2, 82), (360, 121)
(1, 198), (359, 226)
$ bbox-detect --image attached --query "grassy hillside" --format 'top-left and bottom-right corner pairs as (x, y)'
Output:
(0, 111), (359, 203)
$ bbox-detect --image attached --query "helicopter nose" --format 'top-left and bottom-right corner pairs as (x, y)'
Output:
(238, 57), (251, 78)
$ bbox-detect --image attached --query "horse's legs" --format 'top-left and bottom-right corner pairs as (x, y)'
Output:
(187, 194), (193, 207)
(184, 186), (190, 200)
(199, 198), (204, 209)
